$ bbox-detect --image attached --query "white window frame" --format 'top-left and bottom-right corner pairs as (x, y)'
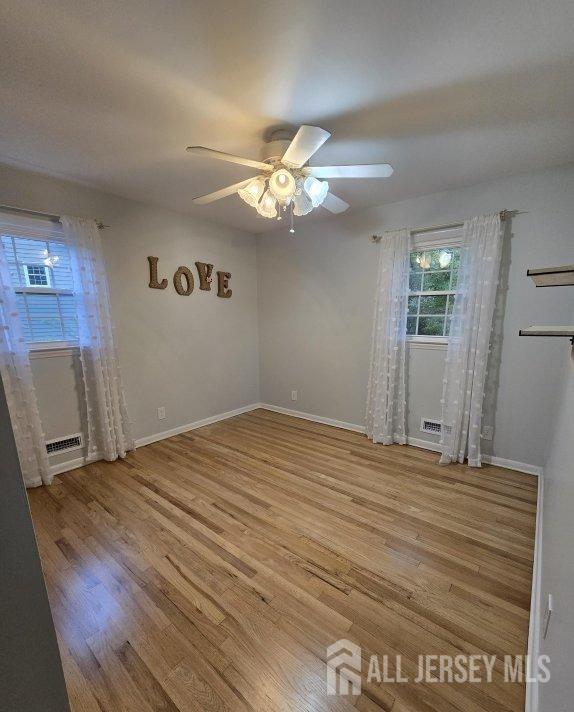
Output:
(407, 227), (462, 346)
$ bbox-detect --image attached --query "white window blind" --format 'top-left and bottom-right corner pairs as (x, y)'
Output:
(1, 217), (78, 344)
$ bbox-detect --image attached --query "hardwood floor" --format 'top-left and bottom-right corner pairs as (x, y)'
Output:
(28, 409), (537, 712)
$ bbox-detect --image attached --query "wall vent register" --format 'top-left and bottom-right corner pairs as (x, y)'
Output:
(420, 418), (452, 436)
(45, 433), (83, 455)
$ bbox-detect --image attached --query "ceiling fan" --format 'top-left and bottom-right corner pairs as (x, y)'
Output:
(186, 125), (393, 232)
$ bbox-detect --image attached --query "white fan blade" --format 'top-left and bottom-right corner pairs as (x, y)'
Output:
(304, 163), (394, 179)
(322, 192), (349, 214)
(281, 126), (331, 168)
(187, 146), (272, 172)
(193, 179), (253, 205)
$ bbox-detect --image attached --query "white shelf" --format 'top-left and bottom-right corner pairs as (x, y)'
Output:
(527, 265), (574, 287)
(519, 326), (574, 338)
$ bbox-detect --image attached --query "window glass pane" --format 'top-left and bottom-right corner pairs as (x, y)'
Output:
(408, 247), (460, 337)
(409, 272), (422, 291)
(422, 270), (450, 291)
(445, 317), (452, 336)
(1, 234), (77, 343)
(25, 264), (50, 286)
(410, 251), (422, 269)
(59, 295), (78, 340)
(435, 249), (454, 270)
(46, 241), (74, 290)
(25, 293), (64, 341)
(408, 296), (419, 315)
(450, 269), (459, 289)
(15, 294), (32, 341)
(429, 249), (445, 270)
(418, 316), (445, 336)
(419, 294), (447, 315)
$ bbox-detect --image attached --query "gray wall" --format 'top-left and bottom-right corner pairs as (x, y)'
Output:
(1, 161), (572, 473)
(0, 376), (70, 712)
(0, 163), (260, 465)
(538, 344), (574, 712)
(257, 163), (574, 468)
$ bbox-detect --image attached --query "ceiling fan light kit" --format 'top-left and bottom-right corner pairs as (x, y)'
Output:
(303, 175), (329, 208)
(257, 189), (278, 219)
(268, 168), (297, 202)
(187, 125), (394, 232)
(237, 175), (266, 207)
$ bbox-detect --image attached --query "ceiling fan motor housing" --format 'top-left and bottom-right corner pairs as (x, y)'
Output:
(261, 130), (296, 164)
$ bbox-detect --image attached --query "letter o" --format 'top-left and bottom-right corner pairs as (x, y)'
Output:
(173, 266), (194, 295)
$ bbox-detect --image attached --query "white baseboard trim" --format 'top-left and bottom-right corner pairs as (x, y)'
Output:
(259, 403), (366, 433)
(404, 435), (442, 453)
(49, 402), (542, 481)
(49, 452), (102, 477)
(526, 473), (544, 712)
(134, 403), (262, 448)
(48, 403), (263, 476)
(258, 404), (541, 476)
(481, 454), (542, 477)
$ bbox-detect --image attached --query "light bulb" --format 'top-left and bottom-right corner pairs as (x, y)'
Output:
(303, 176), (329, 207)
(439, 250), (452, 268)
(269, 169), (296, 201)
(293, 190), (313, 216)
(256, 189), (277, 219)
(237, 176), (266, 207)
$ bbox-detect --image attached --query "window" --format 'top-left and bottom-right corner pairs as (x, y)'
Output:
(1, 234), (78, 344)
(24, 263), (52, 287)
(407, 246), (460, 339)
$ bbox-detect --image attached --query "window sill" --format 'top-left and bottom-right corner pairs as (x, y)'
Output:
(407, 337), (449, 350)
(29, 343), (79, 359)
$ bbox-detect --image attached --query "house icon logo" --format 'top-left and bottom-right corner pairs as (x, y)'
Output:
(326, 639), (362, 695)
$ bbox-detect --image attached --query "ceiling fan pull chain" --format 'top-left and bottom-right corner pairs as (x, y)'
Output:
(289, 203), (295, 234)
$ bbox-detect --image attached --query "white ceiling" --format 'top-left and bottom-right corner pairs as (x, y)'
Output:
(2, 0), (574, 233)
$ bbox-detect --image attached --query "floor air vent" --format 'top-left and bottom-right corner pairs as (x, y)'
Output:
(420, 418), (451, 436)
(46, 433), (83, 455)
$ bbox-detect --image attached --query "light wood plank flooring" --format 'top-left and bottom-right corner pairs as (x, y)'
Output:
(28, 409), (537, 712)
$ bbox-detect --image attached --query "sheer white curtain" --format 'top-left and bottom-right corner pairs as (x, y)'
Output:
(366, 228), (410, 445)
(440, 213), (503, 467)
(0, 239), (51, 487)
(61, 216), (133, 462)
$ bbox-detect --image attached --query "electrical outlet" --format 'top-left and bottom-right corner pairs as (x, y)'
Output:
(543, 594), (553, 639)
(481, 425), (494, 441)
(291, 390), (298, 402)
(157, 406), (166, 420)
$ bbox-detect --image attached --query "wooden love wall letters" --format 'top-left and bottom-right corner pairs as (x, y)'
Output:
(147, 257), (232, 298)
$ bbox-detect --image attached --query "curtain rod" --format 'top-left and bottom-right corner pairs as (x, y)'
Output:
(371, 209), (509, 243)
(0, 203), (108, 230)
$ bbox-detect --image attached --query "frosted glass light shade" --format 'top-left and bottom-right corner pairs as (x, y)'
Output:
(257, 189), (278, 218)
(439, 250), (452, 268)
(237, 176), (266, 207)
(42, 249), (60, 268)
(293, 190), (313, 216)
(269, 169), (296, 201)
(417, 252), (431, 269)
(303, 176), (329, 207)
